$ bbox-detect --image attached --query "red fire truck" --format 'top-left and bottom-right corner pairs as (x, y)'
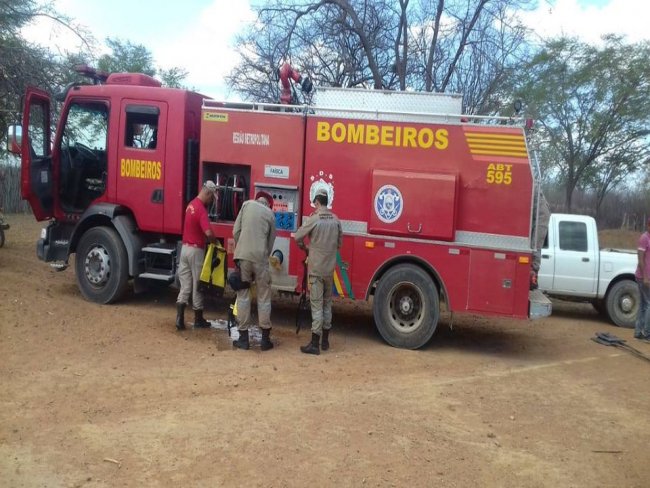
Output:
(9, 65), (551, 349)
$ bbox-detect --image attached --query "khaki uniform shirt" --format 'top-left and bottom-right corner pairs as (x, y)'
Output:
(233, 200), (276, 263)
(294, 207), (342, 277)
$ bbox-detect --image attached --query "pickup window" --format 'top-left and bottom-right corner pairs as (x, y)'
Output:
(559, 221), (588, 252)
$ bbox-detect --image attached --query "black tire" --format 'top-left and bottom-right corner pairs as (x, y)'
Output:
(75, 226), (129, 304)
(605, 279), (638, 329)
(373, 264), (439, 349)
(591, 299), (607, 316)
(0, 228), (4, 248)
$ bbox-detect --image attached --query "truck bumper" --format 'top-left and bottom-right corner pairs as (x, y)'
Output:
(36, 237), (47, 261)
(529, 289), (552, 319)
(37, 222), (72, 264)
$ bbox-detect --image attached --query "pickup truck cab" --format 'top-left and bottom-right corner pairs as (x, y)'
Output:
(538, 213), (638, 328)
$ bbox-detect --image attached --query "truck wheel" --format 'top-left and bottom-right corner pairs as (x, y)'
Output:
(373, 264), (439, 349)
(75, 226), (129, 304)
(605, 279), (638, 329)
(0, 228), (4, 248)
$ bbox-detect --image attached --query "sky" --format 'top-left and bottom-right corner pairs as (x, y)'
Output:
(21, 0), (650, 100)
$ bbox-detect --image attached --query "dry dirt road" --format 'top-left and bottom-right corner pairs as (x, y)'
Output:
(1, 214), (649, 488)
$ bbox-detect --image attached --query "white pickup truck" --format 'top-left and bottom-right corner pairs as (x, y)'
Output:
(538, 213), (638, 328)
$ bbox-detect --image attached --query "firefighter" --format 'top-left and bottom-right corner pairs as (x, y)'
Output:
(294, 189), (342, 355)
(176, 181), (217, 330)
(231, 191), (276, 351)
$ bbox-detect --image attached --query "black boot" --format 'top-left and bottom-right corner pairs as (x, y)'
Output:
(321, 329), (330, 351)
(176, 303), (186, 331)
(261, 328), (274, 351)
(300, 333), (320, 355)
(233, 329), (250, 350)
(193, 309), (211, 328)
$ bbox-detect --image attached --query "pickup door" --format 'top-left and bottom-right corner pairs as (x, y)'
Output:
(538, 214), (598, 296)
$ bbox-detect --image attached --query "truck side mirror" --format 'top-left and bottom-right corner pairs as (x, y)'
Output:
(7, 125), (22, 155)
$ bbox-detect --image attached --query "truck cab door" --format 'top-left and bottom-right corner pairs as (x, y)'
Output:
(546, 217), (598, 295)
(115, 100), (167, 232)
(20, 88), (53, 221)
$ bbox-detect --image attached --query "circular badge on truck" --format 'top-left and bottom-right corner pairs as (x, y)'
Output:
(374, 185), (403, 224)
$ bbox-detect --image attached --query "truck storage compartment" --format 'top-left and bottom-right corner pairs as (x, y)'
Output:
(467, 249), (517, 315)
(201, 162), (250, 222)
(368, 169), (457, 240)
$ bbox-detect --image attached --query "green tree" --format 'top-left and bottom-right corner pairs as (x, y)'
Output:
(97, 37), (188, 88)
(159, 67), (189, 89)
(514, 36), (650, 213)
(97, 38), (156, 76)
(1, 1), (93, 160)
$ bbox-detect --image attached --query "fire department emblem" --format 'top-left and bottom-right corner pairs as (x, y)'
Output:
(374, 185), (403, 223)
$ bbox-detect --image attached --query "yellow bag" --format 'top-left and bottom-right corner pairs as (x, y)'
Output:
(199, 242), (227, 295)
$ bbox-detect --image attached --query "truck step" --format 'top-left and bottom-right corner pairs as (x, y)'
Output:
(529, 289), (552, 319)
(49, 262), (68, 272)
(138, 272), (175, 282)
(142, 245), (176, 255)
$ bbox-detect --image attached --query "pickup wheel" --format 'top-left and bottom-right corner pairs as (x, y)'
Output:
(75, 226), (129, 304)
(605, 279), (638, 329)
(373, 264), (439, 349)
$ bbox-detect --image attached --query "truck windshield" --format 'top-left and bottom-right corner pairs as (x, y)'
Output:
(58, 102), (108, 212)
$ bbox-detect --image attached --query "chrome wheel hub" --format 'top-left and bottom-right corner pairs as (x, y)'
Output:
(388, 282), (424, 333)
(84, 245), (110, 286)
(620, 295), (633, 313)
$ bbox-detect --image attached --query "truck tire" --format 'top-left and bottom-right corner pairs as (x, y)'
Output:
(373, 264), (439, 349)
(75, 226), (129, 304)
(0, 228), (4, 248)
(605, 279), (638, 329)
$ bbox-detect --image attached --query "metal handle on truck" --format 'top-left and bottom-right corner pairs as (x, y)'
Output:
(407, 223), (422, 234)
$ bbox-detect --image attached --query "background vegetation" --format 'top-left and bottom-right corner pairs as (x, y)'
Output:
(1, 0), (649, 229)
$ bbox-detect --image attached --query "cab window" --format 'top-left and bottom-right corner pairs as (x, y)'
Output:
(124, 105), (159, 149)
(558, 221), (588, 252)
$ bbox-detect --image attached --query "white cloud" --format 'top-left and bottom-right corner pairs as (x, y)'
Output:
(21, 0), (254, 99)
(21, 0), (97, 57)
(522, 0), (650, 44)
(154, 2), (255, 98)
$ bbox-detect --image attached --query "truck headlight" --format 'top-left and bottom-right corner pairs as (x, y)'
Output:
(40, 227), (47, 239)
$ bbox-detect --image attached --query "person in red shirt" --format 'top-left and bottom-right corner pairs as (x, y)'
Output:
(176, 181), (217, 330)
(634, 217), (650, 341)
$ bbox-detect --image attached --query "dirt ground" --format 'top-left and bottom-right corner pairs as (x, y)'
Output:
(1, 213), (649, 488)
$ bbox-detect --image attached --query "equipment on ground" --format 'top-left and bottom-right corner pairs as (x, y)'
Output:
(591, 332), (650, 363)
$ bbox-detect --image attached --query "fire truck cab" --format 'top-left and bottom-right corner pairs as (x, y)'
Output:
(11, 67), (551, 349)
(14, 70), (204, 304)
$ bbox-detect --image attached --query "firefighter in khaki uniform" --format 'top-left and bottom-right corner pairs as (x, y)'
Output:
(231, 191), (276, 351)
(294, 189), (342, 355)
